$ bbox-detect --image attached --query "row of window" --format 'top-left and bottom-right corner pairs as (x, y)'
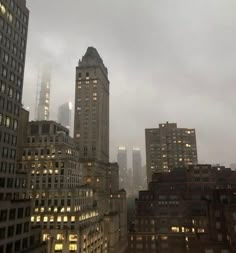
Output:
(1, 146), (16, 159)
(1, 0), (28, 23)
(0, 34), (25, 71)
(1, 66), (24, 88)
(0, 97), (20, 116)
(0, 222), (29, 239)
(0, 176), (26, 189)
(0, 80), (21, 99)
(0, 236), (32, 253)
(1, 47), (24, 75)
(0, 207), (30, 222)
(0, 113), (17, 130)
(0, 13), (27, 36)
(0, 161), (15, 173)
(0, 130), (17, 145)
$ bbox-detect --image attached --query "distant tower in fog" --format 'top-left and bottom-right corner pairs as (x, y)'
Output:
(58, 102), (72, 131)
(117, 146), (128, 189)
(36, 65), (51, 120)
(132, 147), (142, 191)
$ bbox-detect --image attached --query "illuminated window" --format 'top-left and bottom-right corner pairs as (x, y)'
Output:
(43, 234), (49, 241)
(198, 228), (205, 233)
(161, 236), (168, 240)
(36, 216), (40, 222)
(31, 216), (35, 222)
(71, 216), (75, 222)
(43, 216), (48, 222)
(57, 234), (64, 240)
(63, 216), (68, 222)
(55, 244), (63, 251)
(69, 244), (77, 251)
(57, 216), (62, 222)
(49, 216), (54, 222)
(171, 227), (179, 232)
(68, 234), (78, 242)
(0, 4), (6, 14)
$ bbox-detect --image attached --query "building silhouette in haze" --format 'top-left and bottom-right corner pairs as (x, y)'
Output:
(117, 146), (128, 189)
(58, 102), (72, 131)
(132, 147), (143, 192)
(36, 65), (51, 121)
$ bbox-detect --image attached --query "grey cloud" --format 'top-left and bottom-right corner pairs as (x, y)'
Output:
(24, 0), (236, 166)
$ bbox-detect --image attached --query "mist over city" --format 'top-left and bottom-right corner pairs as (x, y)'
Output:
(23, 0), (236, 166)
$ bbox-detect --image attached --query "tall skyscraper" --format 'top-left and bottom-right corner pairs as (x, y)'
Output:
(73, 48), (127, 252)
(0, 0), (45, 252)
(117, 146), (128, 189)
(132, 147), (142, 191)
(58, 101), (72, 131)
(145, 122), (198, 184)
(74, 47), (109, 163)
(36, 65), (51, 120)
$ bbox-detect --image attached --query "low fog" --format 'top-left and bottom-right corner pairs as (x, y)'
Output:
(23, 0), (236, 166)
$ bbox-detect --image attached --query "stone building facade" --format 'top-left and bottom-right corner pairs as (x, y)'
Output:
(19, 121), (106, 253)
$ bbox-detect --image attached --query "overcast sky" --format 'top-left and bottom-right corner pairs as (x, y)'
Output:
(23, 0), (236, 167)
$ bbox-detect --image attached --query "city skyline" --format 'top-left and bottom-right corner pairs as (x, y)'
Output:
(23, 0), (236, 166)
(1, 1), (236, 252)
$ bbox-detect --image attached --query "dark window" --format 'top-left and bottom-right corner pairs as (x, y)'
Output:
(22, 238), (28, 249)
(42, 124), (50, 134)
(9, 209), (16, 220)
(6, 243), (13, 253)
(14, 240), (21, 251)
(0, 178), (5, 188)
(16, 224), (22, 235)
(17, 208), (24, 219)
(23, 222), (29, 233)
(0, 209), (7, 222)
(0, 227), (5, 239)
(7, 226), (14, 237)
(25, 207), (30, 217)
